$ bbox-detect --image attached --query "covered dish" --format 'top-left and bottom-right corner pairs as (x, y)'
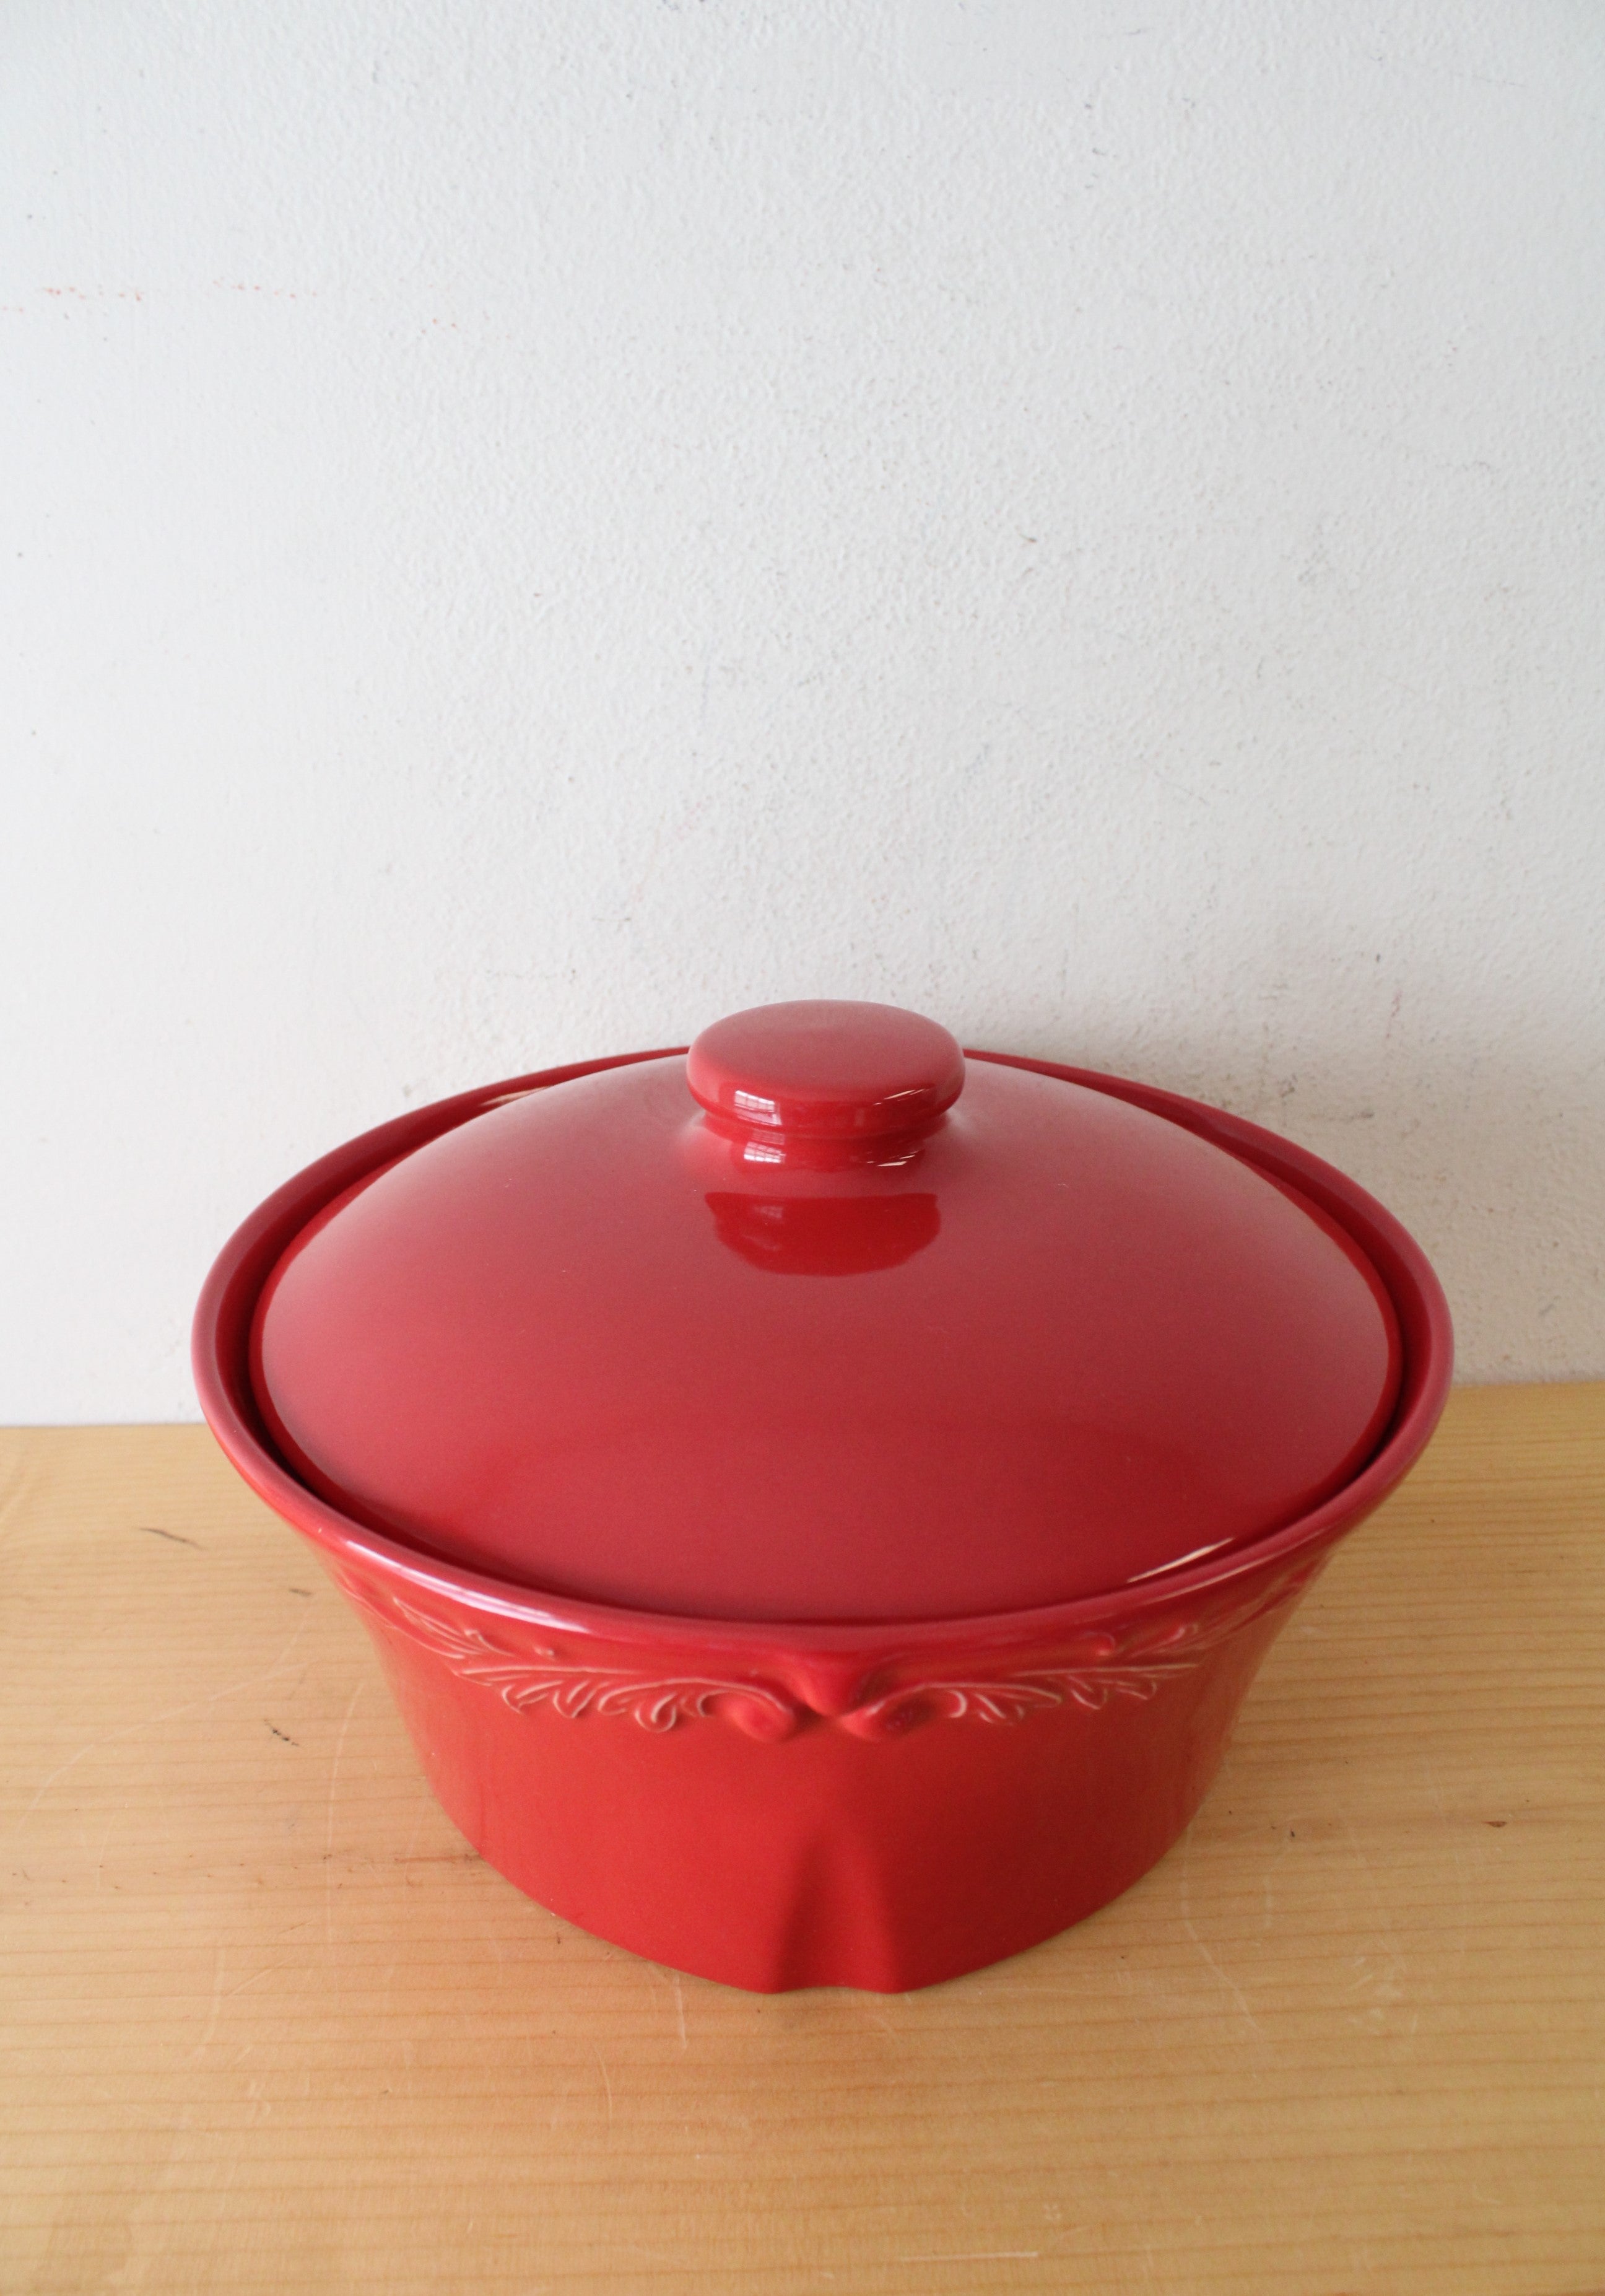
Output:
(194, 1000), (1451, 1991)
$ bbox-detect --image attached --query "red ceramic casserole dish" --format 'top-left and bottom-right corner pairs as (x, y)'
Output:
(194, 1001), (1451, 1991)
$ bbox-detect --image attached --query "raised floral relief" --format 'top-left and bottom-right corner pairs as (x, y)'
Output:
(337, 1581), (804, 1741)
(339, 1554), (1323, 1743)
(835, 1562), (1322, 1737)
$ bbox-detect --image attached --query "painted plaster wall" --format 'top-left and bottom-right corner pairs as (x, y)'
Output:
(3, 0), (1602, 1418)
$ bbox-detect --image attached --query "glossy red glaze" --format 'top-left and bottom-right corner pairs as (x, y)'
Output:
(251, 1005), (1403, 1621)
(194, 1037), (1452, 1993)
(686, 998), (965, 1149)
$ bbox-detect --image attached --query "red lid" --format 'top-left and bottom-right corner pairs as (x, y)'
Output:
(251, 1000), (1403, 1624)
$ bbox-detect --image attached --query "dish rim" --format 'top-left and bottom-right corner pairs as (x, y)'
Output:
(193, 1045), (1454, 1665)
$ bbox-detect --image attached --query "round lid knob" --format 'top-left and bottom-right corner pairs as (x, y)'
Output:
(687, 1000), (965, 1146)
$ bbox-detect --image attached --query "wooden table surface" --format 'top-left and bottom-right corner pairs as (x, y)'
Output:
(2, 1384), (1602, 2296)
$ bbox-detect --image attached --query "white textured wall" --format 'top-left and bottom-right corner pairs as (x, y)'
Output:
(4, 0), (1603, 1420)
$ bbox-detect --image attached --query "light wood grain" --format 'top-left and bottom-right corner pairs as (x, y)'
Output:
(2, 1384), (1603, 2296)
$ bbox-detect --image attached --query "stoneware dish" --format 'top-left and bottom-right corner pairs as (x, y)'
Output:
(194, 1001), (1452, 1992)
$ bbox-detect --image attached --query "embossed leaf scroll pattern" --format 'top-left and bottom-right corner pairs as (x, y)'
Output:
(339, 1584), (803, 1742)
(837, 1560), (1321, 1738)
(338, 1555), (1324, 1743)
